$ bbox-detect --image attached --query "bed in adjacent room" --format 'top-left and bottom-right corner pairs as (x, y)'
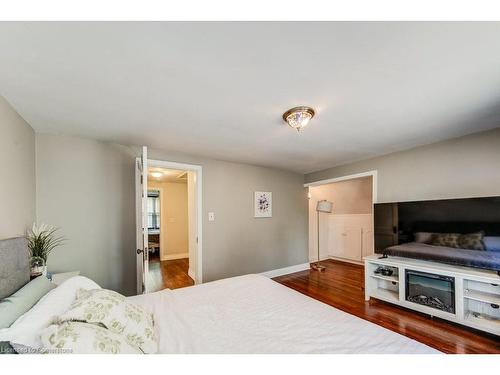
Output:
(0, 237), (439, 354)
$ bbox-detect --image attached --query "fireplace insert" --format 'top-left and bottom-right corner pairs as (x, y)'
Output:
(405, 270), (455, 314)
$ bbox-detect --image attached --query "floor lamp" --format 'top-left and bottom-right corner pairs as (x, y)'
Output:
(311, 200), (333, 272)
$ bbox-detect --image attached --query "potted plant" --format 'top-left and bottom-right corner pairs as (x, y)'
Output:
(27, 223), (66, 277)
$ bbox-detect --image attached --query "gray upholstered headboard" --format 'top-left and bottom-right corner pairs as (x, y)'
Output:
(0, 237), (29, 299)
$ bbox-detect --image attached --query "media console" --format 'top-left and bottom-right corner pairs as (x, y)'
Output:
(364, 255), (500, 336)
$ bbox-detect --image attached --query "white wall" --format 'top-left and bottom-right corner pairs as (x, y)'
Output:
(309, 177), (373, 215)
(0, 96), (35, 239)
(305, 128), (500, 203)
(36, 133), (308, 294)
(308, 177), (373, 261)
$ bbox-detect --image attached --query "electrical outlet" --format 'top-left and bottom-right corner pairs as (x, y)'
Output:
(208, 212), (215, 222)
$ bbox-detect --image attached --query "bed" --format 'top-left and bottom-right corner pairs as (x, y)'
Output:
(129, 274), (438, 353)
(0, 237), (439, 354)
(379, 242), (500, 272)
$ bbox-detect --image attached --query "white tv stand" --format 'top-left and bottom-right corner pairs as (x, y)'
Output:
(364, 255), (500, 336)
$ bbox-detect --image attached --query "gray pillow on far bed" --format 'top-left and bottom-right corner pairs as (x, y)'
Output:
(414, 232), (435, 244)
(484, 236), (500, 252)
(0, 276), (55, 329)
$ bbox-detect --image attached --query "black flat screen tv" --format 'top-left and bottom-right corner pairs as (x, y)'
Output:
(374, 195), (500, 252)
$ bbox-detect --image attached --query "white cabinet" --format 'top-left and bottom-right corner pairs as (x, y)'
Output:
(328, 214), (373, 263)
(365, 255), (500, 336)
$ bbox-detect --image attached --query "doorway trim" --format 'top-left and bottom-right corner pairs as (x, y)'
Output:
(148, 159), (203, 284)
(304, 169), (378, 264)
(303, 170), (378, 203)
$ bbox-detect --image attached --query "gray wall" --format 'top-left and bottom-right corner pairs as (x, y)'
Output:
(36, 134), (308, 295)
(0, 96), (35, 239)
(36, 134), (136, 295)
(305, 128), (500, 203)
(145, 147), (308, 281)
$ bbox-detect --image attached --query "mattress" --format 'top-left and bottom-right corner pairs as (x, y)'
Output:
(129, 274), (439, 354)
(380, 242), (500, 271)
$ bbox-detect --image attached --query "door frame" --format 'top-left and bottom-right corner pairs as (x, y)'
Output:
(148, 159), (203, 284)
(304, 170), (378, 203)
(304, 170), (377, 264)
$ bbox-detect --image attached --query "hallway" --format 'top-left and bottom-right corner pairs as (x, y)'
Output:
(147, 253), (194, 292)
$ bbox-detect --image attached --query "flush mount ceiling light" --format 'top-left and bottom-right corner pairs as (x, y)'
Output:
(282, 106), (315, 132)
(150, 171), (163, 178)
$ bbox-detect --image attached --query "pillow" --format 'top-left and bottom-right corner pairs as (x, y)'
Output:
(414, 232), (435, 244)
(0, 276), (55, 329)
(430, 232), (486, 251)
(57, 288), (157, 354)
(40, 321), (142, 354)
(457, 232), (485, 251)
(484, 236), (500, 252)
(431, 233), (460, 248)
(0, 276), (100, 352)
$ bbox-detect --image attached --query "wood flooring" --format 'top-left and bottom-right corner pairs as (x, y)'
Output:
(147, 255), (194, 292)
(273, 259), (500, 354)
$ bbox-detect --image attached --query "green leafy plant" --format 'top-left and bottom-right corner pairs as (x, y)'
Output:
(27, 223), (66, 263)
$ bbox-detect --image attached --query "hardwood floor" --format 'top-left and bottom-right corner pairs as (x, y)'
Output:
(147, 255), (194, 292)
(273, 259), (500, 354)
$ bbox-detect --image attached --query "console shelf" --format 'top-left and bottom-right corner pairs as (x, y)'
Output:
(465, 312), (500, 334)
(364, 255), (500, 336)
(372, 288), (399, 303)
(370, 274), (399, 283)
(464, 290), (500, 306)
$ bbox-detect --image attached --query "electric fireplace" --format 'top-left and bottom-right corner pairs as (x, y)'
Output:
(405, 270), (455, 314)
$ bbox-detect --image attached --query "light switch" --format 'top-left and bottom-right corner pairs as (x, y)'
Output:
(208, 212), (215, 222)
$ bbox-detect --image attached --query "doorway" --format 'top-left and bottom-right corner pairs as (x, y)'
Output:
(145, 167), (195, 292)
(136, 149), (202, 294)
(305, 171), (377, 265)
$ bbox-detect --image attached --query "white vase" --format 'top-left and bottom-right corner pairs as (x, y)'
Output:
(30, 256), (46, 277)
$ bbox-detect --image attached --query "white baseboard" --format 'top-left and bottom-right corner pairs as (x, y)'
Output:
(260, 262), (310, 278)
(309, 254), (330, 262)
(161, 252), (189, 261)
(328, 256), (363, 265)
(188, 267), (196, 282)
(309, 255), (364, 266)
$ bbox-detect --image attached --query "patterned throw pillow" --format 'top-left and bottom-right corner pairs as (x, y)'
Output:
(40, 321), (142, 354)
(57, 289), (157, 353)
(457, 232), (485, 251)
(431, 233), (460, 248)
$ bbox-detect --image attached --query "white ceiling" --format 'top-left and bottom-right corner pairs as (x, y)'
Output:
(148, 167), (187, 183)
(1, 22), (500, 173)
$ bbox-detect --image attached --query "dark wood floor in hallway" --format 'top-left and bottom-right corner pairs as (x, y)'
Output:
(273, 259), (500, 354)
(147, 255), (194, 291)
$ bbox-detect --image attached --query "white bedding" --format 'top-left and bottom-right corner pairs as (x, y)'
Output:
(129, 274), (439, 354)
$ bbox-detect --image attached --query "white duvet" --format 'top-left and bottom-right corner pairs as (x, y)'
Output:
(129, 274), (439, 354)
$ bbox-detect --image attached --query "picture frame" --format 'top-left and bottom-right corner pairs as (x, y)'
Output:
(254, 191), (272, 218)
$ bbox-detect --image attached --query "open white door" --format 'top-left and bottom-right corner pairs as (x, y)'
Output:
(135, 146), (149, 294)
(187, 171), (197, 283)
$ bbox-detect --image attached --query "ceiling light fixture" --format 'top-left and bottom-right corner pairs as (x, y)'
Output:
(151, 171), (163, 178)
(282, 106), (315, 132)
